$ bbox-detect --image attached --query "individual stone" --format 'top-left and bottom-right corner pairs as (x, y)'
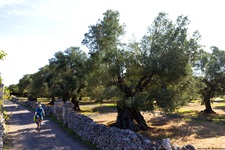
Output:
(181, 144), (196, 150)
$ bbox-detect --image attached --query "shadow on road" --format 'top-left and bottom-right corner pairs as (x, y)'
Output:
(4, 100), (93, 150)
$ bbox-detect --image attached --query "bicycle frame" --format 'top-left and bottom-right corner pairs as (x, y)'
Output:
(36, 115), (42, 131)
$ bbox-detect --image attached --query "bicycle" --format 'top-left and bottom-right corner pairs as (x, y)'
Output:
(35, 114), (42, 132)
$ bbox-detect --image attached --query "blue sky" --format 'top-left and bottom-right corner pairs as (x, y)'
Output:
(0, 0), (225, 86)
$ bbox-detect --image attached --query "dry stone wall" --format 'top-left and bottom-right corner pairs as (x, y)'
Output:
(0, 112), (4, 150)
(17, 99), (196, 150)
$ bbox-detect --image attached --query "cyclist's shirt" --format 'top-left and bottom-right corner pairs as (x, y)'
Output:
(36, 108), (44, 116)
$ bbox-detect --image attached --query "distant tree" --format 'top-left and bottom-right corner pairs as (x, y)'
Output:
(82, 10), (201, 131)
(47, 47), (88, 110)
(29, 70), (49, 99)
(8, 84), (20, 96)
(18, 74), (33, 99)
(194, 46), (225, 113)
(45, 64), (63, 104)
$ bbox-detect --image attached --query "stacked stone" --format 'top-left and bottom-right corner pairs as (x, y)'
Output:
(24, 100), (36, 109)
(54, 100), (64, 122)
(62, 101), (74, 124)
(42, 105), (54, 116)
(63, 111), (153, 150)
(0, 113), (5, 149)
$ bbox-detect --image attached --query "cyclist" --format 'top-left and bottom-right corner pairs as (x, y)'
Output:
(34, 103), (45, 130)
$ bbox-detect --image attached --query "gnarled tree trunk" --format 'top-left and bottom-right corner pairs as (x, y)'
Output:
(203, 96), (215, 113)
(201, 81), (216, 114)
(71, 96), (81, 111)
(62, 91), (70, 103)
(48, 96), (55, 105)
(28, 97), (37, 101)
(115, 106), (149, 132)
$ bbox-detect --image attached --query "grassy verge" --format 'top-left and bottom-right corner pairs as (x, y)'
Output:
(3, 137), (10, 150)
(50, 116), (99, 150)
(173, 109), (225, 125)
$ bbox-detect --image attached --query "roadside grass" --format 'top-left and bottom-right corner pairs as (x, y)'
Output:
(16, 97), (27, 100)
(173, 99), (225, 124)
(79, 106), (98, 115)
(37, 98), (51, 105)
(79, 98), (225, 125)
(50, 116), (99, 150)
(3, 135), (10, 150)
(0, 99), (3, 105)
(79, 103), (117, 115)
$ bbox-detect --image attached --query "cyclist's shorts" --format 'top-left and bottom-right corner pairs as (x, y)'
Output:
(35, 114), (43, 121)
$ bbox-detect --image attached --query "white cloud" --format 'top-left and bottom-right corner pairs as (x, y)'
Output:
(0, 0), (26, 7)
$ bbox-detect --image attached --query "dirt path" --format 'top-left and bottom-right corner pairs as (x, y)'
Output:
(3, 100), (92, 150)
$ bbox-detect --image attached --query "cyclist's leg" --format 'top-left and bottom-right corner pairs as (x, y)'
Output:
(35, 115), (39, 129)
(38, 118), (40, 128)
(36, 115), (41, 128)
(40, 116), (43, 125)
(39, 119), (42, 127)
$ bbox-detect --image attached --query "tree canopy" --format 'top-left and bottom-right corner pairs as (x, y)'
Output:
(82, 10), (202, 131)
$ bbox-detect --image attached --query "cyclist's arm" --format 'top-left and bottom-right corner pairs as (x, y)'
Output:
(42, 108), (45, 116)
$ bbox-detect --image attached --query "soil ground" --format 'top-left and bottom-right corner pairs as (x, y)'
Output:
(80, 99), (225, 149)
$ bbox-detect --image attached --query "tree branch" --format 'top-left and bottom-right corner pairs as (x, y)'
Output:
(135, 75), (153, 93)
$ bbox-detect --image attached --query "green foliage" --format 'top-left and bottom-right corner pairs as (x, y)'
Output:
(14, 10), (204, 114)
(16, 47), (88, 101)
(47, 47), (88, 101)
(3, 86), (11, 100)
(83, 10), (201, 112)
(0, 50), (7, 84)
(29, 70), (49, 98)
(17, 74), (32, 97)
(0, 76), (2, 85)
(8, 84), (19, 95)
(194, 46), (225, 111)
(82, 9), (126, 101)
(0, 50), (7, 60)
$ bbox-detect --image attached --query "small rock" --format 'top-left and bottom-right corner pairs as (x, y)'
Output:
(181, 144), (196, 150)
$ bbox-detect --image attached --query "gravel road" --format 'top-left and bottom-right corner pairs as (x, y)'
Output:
(3, 100), (93, 150)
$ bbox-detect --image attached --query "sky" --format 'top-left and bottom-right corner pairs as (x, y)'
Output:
(0, 0), (225, 86)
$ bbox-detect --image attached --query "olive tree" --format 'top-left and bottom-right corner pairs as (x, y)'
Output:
(82, 10), (201, 131)
(194, 46), (225, 113)
(47, 47), (88, 109)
